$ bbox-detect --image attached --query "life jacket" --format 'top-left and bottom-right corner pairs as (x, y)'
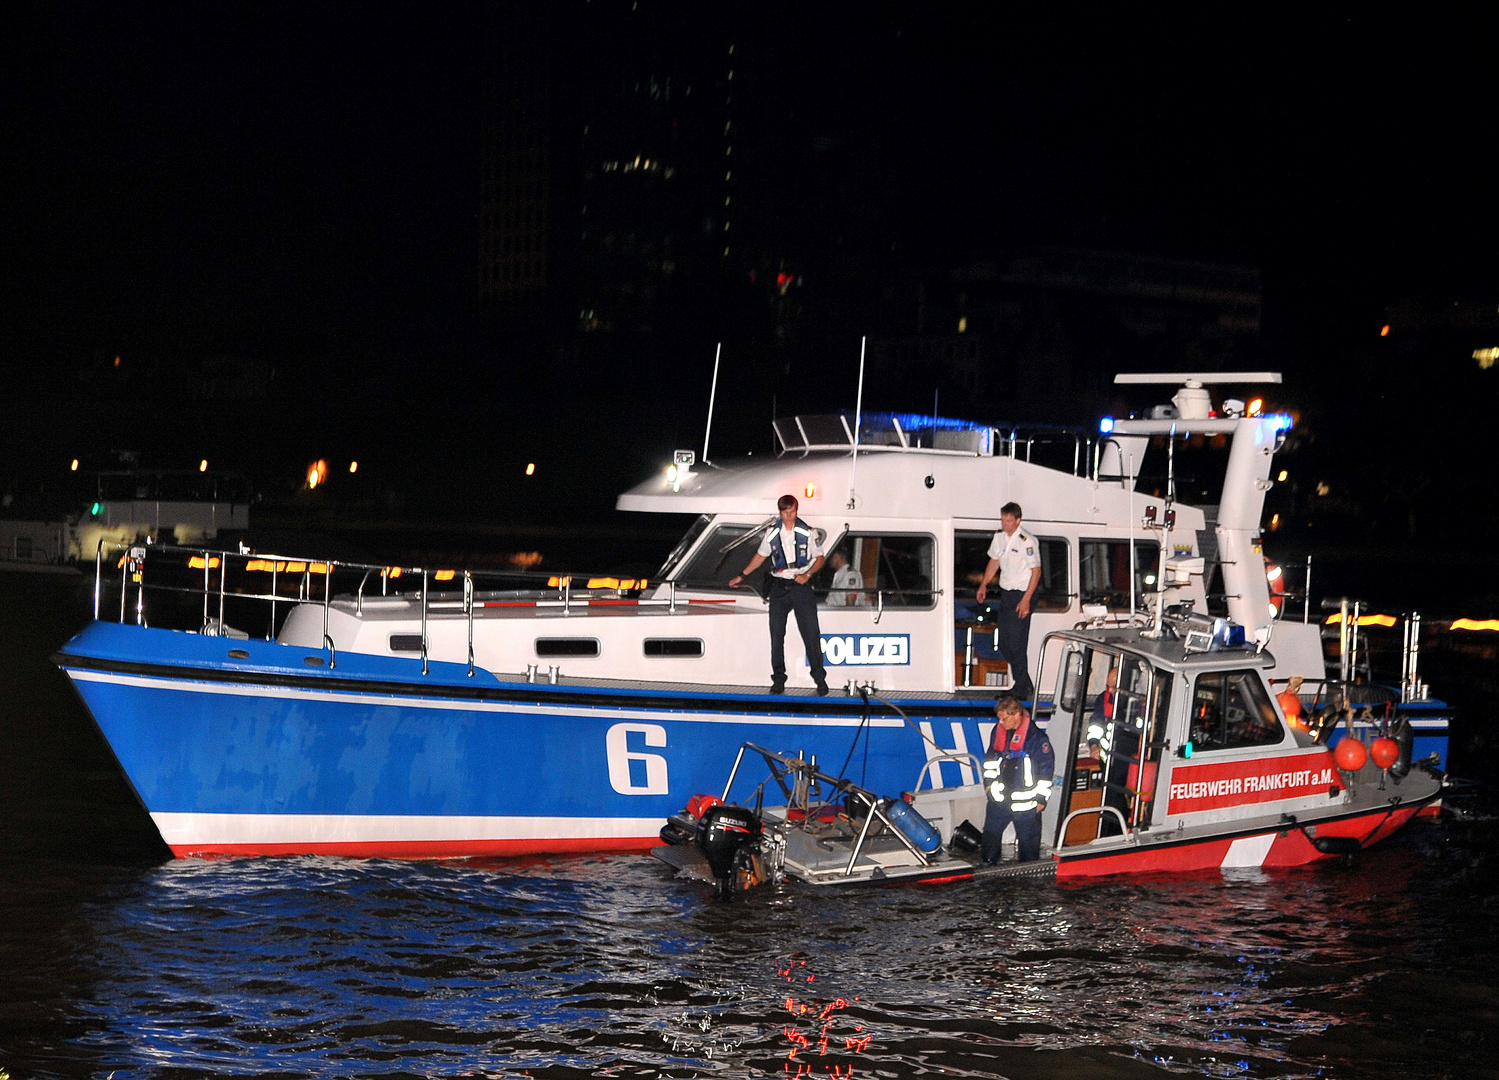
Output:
(767, 518), (814, 573)
(982, 716), (1056, 812)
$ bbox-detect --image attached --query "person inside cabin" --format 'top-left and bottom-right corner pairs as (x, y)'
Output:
(1087, 664), (1119, 748)
(729, 494), (830, 695)
(974, 502), (1042, 700)
(980, 695), (1055, 864)
(827, 548), (865, 607)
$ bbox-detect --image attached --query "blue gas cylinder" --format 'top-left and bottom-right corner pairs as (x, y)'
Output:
(885, 798), (941, 853)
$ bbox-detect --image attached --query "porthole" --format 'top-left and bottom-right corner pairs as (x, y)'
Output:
(536, 638), (600, 658)
(644, 638), (704, 658)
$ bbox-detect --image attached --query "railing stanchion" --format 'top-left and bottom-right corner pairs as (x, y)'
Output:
(218, 550), (227, 633)
(465, 570), (475, 677)
(668, 580), (677, 614)
(269, 565), (278, 640)
(202, 549), (211, 630)
(421, 569), (429, 675)
(322, 561), (334, 666)
(120, 548), (128, 622)
(93, 541), (102, 620)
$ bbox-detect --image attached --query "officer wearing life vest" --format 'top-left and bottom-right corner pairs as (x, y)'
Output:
(730, 494), (830, 695)
(981, 694), (1055, 863)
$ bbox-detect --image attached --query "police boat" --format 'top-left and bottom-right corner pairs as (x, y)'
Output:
(654, 607), (1449, 895)
(52, 371), (1449, 859)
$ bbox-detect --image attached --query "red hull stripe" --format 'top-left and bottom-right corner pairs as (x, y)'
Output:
(1056, 805), (1422, 878)
(167, 835), (661, 859)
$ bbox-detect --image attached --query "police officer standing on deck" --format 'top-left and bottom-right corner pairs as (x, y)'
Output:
(981, 694), (1054, 863)
(975, 501), (1042, 700)
(730, 494), (830, 695)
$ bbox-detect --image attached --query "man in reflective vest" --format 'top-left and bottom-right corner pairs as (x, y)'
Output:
(730, 494), (830, 695)
(981, 694), (1055, 863)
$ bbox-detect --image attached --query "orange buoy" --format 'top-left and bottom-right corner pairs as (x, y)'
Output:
(1334, 738), (1368, 772)
(1277, 690), (1303, 721)
(1370, 737), (1401, 771)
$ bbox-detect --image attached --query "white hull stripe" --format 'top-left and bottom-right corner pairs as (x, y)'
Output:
(151, 812), (663, 847)
(65, 668), (905, 729)
(1221, 833), (1276, 868)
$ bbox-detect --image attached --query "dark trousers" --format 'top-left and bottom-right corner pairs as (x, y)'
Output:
(981, 800), (1042, 863)
(768, 579), (826, 686)
(996, 588), (1034, 699)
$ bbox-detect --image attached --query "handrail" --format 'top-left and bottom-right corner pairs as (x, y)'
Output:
(913, 752), (985, 791)
(1057, 804), (1131, 847)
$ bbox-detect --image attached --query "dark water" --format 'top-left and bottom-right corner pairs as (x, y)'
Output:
(2, 573), (1497, 1080)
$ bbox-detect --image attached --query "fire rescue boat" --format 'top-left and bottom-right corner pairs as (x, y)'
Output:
(653, 608), (1448, 893)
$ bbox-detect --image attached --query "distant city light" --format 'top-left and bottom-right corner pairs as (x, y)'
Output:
(1473, 347), (1499, 369)
(199, 459), (208, 472)
(114, 355), (121, 367)
(526, 463), (536, 476)
(307, 459), (328, 489)
(957, 317), (967, 333)
(70, 458), (79, 471)
(1380, 325), (1390, 337)
(349, 461), (358, 473)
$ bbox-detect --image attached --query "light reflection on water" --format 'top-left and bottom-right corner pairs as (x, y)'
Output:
(1, 824), (1495, 1080)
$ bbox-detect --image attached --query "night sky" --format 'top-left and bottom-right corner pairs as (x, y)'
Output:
(3, 4), (1496, 573)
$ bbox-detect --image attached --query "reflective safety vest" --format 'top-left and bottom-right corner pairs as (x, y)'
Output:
(983, 717), (1055, 812)
(767, 519), (815, 573)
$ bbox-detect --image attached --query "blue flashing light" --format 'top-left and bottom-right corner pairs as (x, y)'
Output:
(1267, 413), (1293, 433)
(882, 412), (989, 433)
(1099, 416), (1115, 435)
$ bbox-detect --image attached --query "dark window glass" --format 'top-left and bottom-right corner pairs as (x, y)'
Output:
(389, 634), (424, 653)
(815, 534), (935, 608)
(1189, 670), (1284, 752)
(674, 522), (771, 590)
(536, 638), (601, 658)
(1079, 539), (1160, 609)
(644, 638), (704, 657)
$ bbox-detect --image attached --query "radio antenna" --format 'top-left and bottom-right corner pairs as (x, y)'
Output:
(847, 335), (866, 510)
(702, 342), (722, 466)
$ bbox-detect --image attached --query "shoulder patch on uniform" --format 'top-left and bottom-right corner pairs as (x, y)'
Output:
(1041, 741), (1052, 754)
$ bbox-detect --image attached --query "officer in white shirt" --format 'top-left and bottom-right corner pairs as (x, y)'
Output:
(974, 501), (1043, 699)
(729, 494), (830, 695)
(828, 549), (865, 607)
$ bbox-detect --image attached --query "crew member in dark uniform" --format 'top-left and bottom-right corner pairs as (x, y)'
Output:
(974, 502), (1043, 699)
(981, 694), (1055, 863)
(730, 494), (829, 695)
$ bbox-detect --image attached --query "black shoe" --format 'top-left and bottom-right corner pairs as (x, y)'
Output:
(815, 682), (830, 697)
(769, 684), (786, 695)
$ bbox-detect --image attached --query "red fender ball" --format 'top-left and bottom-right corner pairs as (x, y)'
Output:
(1334, 738), (1368, 772)
(1370, 737), (1401, 771)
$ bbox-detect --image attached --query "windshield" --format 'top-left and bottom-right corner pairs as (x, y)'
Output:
(656, 515), (712, 579)
(672, 519), (774, 590)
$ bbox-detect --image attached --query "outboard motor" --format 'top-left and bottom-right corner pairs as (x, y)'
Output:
(1389, 717), (1414, 781)
(696, 803), (763, 899)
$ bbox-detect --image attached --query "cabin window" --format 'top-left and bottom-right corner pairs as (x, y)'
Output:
(656, 514), (712, 579)
(1189, 670), (1283, 752)
(536, 638), (601, 658)
(673, 522), (779, 590)
(816, 533), (935, 609)
(954, 531), (1069, 611)
(644, 638), (704, 658)
(389, 634), (424, 653)
(1079, 539), (1160, 609)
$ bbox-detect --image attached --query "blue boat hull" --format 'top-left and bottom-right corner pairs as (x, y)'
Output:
(56, 623), (997, 857)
